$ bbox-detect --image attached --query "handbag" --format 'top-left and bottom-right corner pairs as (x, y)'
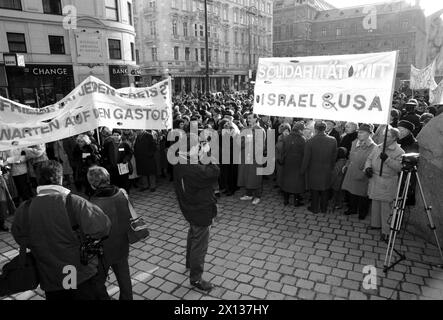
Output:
(121, 189), (150, 244)
(0, 200), (40, 297)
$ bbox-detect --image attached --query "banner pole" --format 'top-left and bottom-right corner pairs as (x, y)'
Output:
(379, 124), (388, 176)
(96, 128), (101, 148)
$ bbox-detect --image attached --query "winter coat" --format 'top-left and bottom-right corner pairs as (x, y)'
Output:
(134, 131), (158, 176)
(237, 125), (266, 190)
(173, 157), (220, 227)
(301, 132), (337, 191)
(365, 142), (405, 202)
(281, 132), (305, 194)
(331, 159), (347, 191)
(398, 134), (419, 154)
(275, 134), (285, 188)
(89, 185), (131, 265)
(342, 139), (377, 197)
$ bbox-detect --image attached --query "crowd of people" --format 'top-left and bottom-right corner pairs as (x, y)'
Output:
(0, 87), (442, 299)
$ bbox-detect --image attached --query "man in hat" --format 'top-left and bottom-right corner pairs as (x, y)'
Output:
(400, 99), (421, 136)
(301, 121), (337, 214)
(397, 120), (418, 153)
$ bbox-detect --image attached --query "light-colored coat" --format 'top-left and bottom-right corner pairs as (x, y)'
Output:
(365, 142), (405, 202)
(342, 139), (377, 197)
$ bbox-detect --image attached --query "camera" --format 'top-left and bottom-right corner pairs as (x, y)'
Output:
(80, 236), (105, 266)
(401, 153), (419, 170)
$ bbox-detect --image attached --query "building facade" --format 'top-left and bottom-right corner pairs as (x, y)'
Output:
(273, 0), (427, 87)
(134, 0), (273, 94)
(0, 0), (138, 108)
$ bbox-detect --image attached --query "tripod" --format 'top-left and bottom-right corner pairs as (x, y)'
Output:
(383, 162), (443, 273)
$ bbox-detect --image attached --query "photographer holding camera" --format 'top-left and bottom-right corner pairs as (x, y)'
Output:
(364, 127), (405, 241)
(11, 160), (111, 300)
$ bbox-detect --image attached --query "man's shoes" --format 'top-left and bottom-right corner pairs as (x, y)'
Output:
(190, 279), (213, 292)
(0, 225), (9, 232)
(252, 198), (261, 205)
(240, 195), (253, 201)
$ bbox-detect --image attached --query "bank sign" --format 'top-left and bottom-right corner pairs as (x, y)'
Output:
(110, 65), (142, 76)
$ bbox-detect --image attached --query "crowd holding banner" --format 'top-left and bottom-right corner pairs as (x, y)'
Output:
(0, 77), (173, 151)
(0, 50), (442, 300)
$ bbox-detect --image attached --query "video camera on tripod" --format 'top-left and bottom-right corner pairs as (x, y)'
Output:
(80, 236), (107, 266)
(384, 153), (443, 272)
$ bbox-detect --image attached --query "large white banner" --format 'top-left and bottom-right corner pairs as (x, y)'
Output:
(430, 79), (443, 105)
(410, 60), (436, 90)
(253, 51), (399, 125)
(0, 76), (173, 151)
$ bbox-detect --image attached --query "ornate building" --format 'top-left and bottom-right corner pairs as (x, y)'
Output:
(0, 0), (138, 107)
(273, 0), (427, 87)
(134, 0), (273, 93)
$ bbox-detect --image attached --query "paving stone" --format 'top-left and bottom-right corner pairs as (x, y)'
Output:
(236, 284), (253, 295)
(297, 289), (316, 300)
(267, 292), (285, 300)
(282, 284), (298, 296)
(296, 279), (315, 290)
(221, 291), (242, 300)
(250, 288), (268, 299)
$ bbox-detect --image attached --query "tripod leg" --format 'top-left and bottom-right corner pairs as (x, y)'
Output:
(415, 172), (443, 266)
(384, 171), (411, 271)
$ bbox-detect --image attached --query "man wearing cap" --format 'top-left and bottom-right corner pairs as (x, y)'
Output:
(397, 120), (419, 154)
(341, 124), (377, 220)
(400, 99), (421, 136)
(325, 120), (341, 145)
(301, 121), (338, 214)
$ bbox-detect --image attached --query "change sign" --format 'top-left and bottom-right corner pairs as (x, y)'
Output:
(253, 51), (398, 125)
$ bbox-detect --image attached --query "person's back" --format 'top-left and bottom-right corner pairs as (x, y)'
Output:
(12, 160), (111, 299)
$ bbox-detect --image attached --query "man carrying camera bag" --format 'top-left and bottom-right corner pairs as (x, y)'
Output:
(11, 160), (111, 300)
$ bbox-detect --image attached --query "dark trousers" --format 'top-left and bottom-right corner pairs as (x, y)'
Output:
(12, 174), (33, 202)
(45, 274), (106, 300)
(0, 202), (7, 226)
(96, 257), (133, 300)
(310, 190), (329, 213)
(349, 193), (371, 219)
(110, 169), (130, 193)
(186, 224), (210, 283)
(221, 164), (238, 194)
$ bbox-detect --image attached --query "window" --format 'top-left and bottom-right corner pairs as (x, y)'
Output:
(225, 51), (229, 64)
(401, 20), (409, 30)
(195, 48), (199, 61)
(151, 47), (157, 61)
(172, 20), (178, 36)
(108, 39), (121, 59)
(48, 35), (65, 54)
(200, 25), (204, 37)
(350, 23), (356, 34)
(201, 48), (205, 61)
(336, 27), (342, 37)
(128, 2), (133, 25)
(235, 52), (239, 64)
(105, 0), (119, 21)
(183, 22), (188, 37)
(43, 0), (62, 15)
(223, 6), (228, 20)
(185, 47), (190, 61)
(321, 27), (326, 37)
(215, 49), (219, 62)
(224, 29), (229, 43)
(182, 0), (187, 10)
(136, 49), (140, 64)
(400, 48), (408, 63)
(174, 46), (179, 60)
(194, 24), (198, 37)
(208, 49), (211, 62)
(130, 42), (135, 61)
(7, 33), (26, 53)
(241, 32), (244, 45)
(172, 0), (177, 8)
(0, 0), (22, 10)
(150, 21), (156, 35)
(234, 31), (238, 45)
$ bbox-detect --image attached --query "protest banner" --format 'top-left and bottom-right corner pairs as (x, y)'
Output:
(253, 51), (398, 125)
(0, 76), (173, 151)
(430, 79), (443, 105)
(410, 60), (436, 90)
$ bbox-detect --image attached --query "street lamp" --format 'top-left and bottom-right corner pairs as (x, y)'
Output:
(246, 5), (260, 80)
(204, 0), (210, 94)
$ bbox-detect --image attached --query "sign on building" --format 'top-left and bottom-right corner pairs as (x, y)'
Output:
(75, 31), (103, 63)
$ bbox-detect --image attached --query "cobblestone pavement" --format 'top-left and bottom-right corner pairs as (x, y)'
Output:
(1, 180), (443, 300)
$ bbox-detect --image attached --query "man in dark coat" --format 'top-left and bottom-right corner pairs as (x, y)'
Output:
(134, 130), (158, 192)
(397, 120), (419, 153)
(400, 99), (421, 137)
(281, 122), (306, 206)
(301, 121), (338, 214)
(101, 129), (133, 192)
(173, 141), (220, 292)
(339, 122), (358, 157)
(325, 120), (341, 146)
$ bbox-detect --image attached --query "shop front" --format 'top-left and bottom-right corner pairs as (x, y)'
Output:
(109, 65), (141, 89)
(5, 64), (75, 108)
(0, 65), (7, 98)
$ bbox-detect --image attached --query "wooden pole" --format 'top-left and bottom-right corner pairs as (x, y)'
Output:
(379, 124), (389, 176)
